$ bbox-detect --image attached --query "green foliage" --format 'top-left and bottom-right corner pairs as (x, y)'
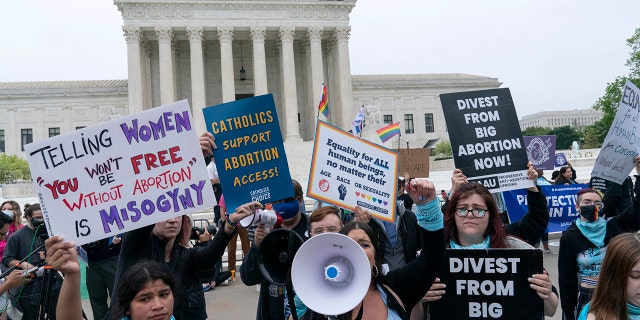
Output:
(549, 126), (582, 149)
(522, 126), (551, 136)
(433, 140), (452, 159)
(0, 154), (31, 183)
(581, 120), (609, 149)
(593, 28), (640, 129)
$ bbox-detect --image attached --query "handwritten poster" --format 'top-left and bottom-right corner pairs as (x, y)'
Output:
(440, 88), (533, 192)
(592, 80), (640, 184)
(429, 249), (543, 320)
(523, 135), (556, 170)
(398, 148), (430, 177)
(24, 100), (216, 246)
(308, 121), (398, 222)
(202, 94), (294, 212)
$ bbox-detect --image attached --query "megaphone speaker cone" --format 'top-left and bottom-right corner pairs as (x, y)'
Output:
(292, 233), (370, 316)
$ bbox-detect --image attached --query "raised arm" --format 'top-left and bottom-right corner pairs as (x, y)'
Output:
(45, 236), (82, 320)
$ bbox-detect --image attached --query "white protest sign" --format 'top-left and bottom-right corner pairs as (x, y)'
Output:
(592, 80), (640, 184)
(307, 121), (398, 222)
(24, 100), (215, 246)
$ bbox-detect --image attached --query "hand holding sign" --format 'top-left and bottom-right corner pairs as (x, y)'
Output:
(199, 132), (216, 158)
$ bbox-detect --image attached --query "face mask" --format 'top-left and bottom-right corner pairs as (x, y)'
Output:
(272, 199), (300, 220)
(2, 211), (13, 218)
(579, 205), (599, 222)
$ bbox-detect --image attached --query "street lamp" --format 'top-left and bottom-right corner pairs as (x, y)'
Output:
(406, 140), (409, 149)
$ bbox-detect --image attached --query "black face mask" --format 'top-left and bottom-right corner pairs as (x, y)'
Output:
(579, 205), (599, 222)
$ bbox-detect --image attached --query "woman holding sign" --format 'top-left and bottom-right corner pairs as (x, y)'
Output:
(558, 169), (640, 320)
(422, 163), (559, 318)
(577, 233), (640, 320)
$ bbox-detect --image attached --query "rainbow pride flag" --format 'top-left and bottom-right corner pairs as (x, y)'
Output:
(317, 83), (329, 118)
(376, 122), (401, 143)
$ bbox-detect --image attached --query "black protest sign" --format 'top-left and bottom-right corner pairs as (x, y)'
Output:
(440, 88), (532, 192)
(429, 249), (544, 320)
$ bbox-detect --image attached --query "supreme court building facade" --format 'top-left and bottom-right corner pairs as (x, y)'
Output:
(0, 0), (501, 157)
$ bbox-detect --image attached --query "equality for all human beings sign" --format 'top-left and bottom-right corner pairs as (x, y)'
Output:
(202, 94), (293, 212)
(428, 249), (543, 320)
(592, 80), (640, 184)
(440, 88), (533, 192)
(308, 121), (398, 222)
(503, 184), (587, 232)
(398, 148), (429, 177)
(524, 135), (556, 170)
(24, 100), (216, 246)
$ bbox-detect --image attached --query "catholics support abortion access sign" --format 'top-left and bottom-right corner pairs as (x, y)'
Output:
(24, 100), (216, 246)
(202, 94), (294, 212)
(592, 80), (640, 184)
(428, 249), (544, 320)
(308, 121), (398, 222)
(440, 88), (533, 192)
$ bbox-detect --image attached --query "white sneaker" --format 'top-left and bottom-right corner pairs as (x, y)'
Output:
(221, 279), (230, 286)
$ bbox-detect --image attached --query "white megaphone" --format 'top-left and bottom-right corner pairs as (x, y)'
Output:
(240, 209), (283, 228)
(291, 233), (370, 316)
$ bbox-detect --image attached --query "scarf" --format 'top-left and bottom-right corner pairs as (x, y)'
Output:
(575, 218), (606, 248)
(450, 236), (491, 249)
(629, 303), (640, 319)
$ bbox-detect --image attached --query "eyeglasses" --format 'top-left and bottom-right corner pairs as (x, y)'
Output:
(455, 208), (487, 218)
(311, 226), (340, 235)
(579, 200), (604, 209)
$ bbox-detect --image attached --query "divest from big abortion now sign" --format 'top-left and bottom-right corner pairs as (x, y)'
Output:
(24, 100), (215, 246)
(440, 88), (533, 192)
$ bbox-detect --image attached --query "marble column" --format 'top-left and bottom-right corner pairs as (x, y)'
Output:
(155, 26), (176, 105)
(279, 26), (301, 142)
(334, 26), (354, 131)
(307, 26), (324, 133)
(187, 26), (207, 134)
(218, 26), (236, 103)
(123, 26), (144, 114)
(250, 26), (268, 96)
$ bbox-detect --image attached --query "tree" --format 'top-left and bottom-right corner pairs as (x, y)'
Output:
(521, 126), (551, 136)
(593, 28), (640, 129)
(433, 140), (452, 159)
(0, 154), (30, 183)
(549, 126), (582, 149)
(582, 120), (608, 149)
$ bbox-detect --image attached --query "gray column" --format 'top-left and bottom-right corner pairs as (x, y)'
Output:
(250, 26), (268, 96)
(279, 26), (302, 142)
(307, 26), (324, 132)
(187, 26), (207, 134)
(218, 26), (236, 103)
(334, 26), (354, 131)
(155, 26), (176, 105)
(123, 26), (144, 114)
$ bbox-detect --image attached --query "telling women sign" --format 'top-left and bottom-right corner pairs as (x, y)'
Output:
(24, 100), (216, 246)
(440, 88), (533, 192)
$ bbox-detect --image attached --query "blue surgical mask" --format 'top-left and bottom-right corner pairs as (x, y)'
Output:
(2, 211), (13, 218)
(272, 199), (300, 220)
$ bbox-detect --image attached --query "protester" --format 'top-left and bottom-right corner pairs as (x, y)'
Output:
(397, 177), (414, 211)
(240, 179), (310, 320)
(589, 175), (634, 218)
(219, 194), (250, 281)
(2, 203), (63, 319)
(47, 236), (176, 320)
(559, 182), (640, 320)
(80, 236), (121, 320)
(423, 164), (558, 318)
(0, 201), (23, 259)
(577, 233), (640, 320)
(555, 165), (577, 185)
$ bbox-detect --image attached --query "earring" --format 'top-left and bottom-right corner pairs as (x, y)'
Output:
(372, 265), (379, 278)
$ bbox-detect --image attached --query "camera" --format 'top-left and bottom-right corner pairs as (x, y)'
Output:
(190, 224), (217, 240)
(31, 218), (48, 239)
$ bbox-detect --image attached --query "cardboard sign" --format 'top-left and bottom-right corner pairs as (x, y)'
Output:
(592, 80), (640, 184)
(524, 135), (556, 170)
(308, 121), (398, 222)
(202, 94), (294, 212)
(429, 249), (544, 320)
(398, 148), (430, 177)
(503, 184), (587, 232)
(440, 88), (533, 192)
(24, 100), (215, 246)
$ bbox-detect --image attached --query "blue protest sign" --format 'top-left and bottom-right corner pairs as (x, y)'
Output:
(503, 184), (587, 232)
(202, 94), (294, 212)
(524, 135), (556, 170)
(555, 153), (568, 167)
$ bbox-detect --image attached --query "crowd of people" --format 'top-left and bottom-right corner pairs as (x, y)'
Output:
(1, 130), (640, 320)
